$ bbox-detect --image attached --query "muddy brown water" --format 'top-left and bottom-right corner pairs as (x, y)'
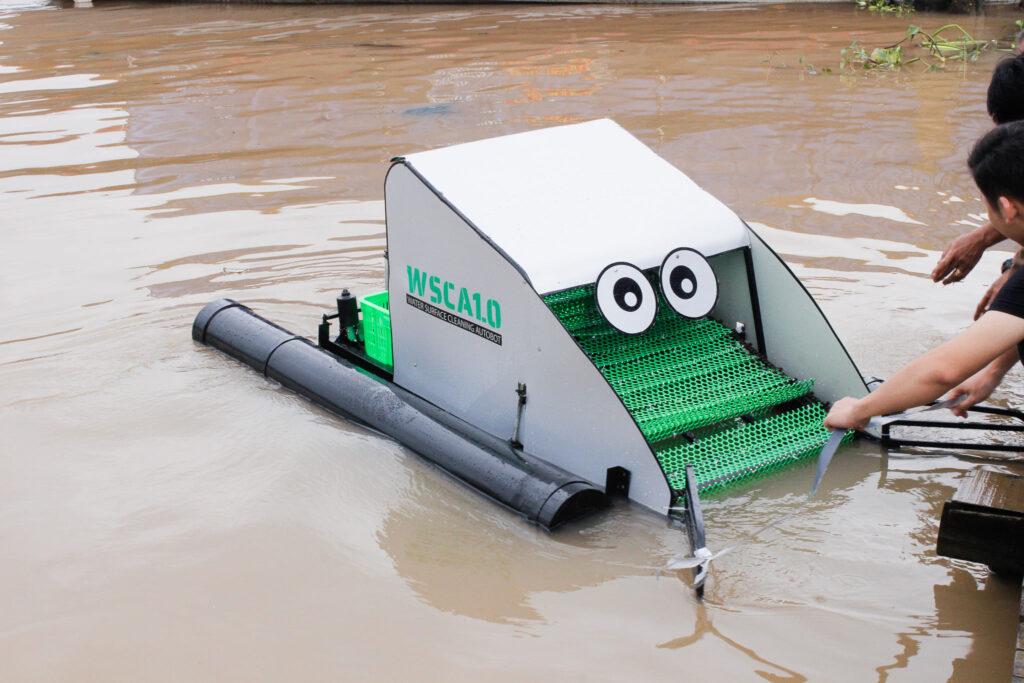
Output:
(4, 1), (1024, 680)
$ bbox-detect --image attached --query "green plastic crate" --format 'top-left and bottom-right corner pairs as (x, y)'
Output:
(360, 291), (393, 369)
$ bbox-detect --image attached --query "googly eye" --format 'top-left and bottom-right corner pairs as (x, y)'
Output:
(659, 248), (718, 320)
(595, 262), (657, 335)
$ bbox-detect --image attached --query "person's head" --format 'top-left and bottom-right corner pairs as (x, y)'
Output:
(969, 121), (1024, 240)
(987, 55), (1024, 124)
(1015, 28), (1024, 55)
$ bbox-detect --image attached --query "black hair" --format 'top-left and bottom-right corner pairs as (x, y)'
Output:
(968, 121), (1024, 208)
(987, 55), (1024, 124)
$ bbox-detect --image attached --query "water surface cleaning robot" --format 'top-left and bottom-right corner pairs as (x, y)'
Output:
(193, 119), (869, 541)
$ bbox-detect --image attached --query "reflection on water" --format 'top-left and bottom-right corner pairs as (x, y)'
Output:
(658, 602), (808, 683)
(2, 1), (1024, 680)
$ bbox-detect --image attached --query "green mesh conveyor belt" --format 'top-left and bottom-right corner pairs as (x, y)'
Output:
(655, 403), (853, 494)
(543, 277), (837, 495)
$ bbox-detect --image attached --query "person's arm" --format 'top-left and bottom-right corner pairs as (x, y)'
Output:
(973, 248), (1024, 319)
(824, 310), (1024, 430)
(975, 269), (1012, 320)
(932, 222), (1005, 285)
(946, 347), (1019, 417)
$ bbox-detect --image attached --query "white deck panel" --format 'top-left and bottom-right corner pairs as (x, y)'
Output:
(403, 118), (749, 295)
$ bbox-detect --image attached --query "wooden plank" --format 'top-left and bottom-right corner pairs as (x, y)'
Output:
(937, 469), (1024, 575)
(1016, 583), (1024, 683)
(952, 469), (1024, 516)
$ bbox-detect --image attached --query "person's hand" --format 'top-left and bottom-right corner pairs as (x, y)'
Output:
(974, 269), (1012, 320)
(947, 371), (1001, 417)
(932, 231), (989, 284)
(824, 397), (870, 431)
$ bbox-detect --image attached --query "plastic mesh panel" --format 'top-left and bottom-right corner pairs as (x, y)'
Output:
(654, 403), (852, 492)
(543, 277), (835, 494)
(579, 317), (731, 362)
(628, 374), (814, 442)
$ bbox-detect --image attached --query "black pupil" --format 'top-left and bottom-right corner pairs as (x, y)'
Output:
(613, 277), (643, 312)
(670, 265), (697, 300)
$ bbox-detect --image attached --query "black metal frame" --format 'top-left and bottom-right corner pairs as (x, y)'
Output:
(318, 317), (394, 381)
(880, 403), (1024, 452)
(741, 246), (768, 355)
(683, 464), (708, 598)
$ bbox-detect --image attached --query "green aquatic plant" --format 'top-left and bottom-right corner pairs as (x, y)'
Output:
(840, 41), (918, 70)
(762, 53), (832, 75)
(798, 56), (832, 75)
(841, 24), (1001, 71)
(856, 0), (915, 15)
(913, 24), (993, 63)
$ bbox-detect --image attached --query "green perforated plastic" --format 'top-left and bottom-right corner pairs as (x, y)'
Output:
(654, 403), (852, 493)
(543, 275), (839, 495)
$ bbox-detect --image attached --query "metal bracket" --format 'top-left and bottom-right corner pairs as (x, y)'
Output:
(510, 383), (528, 450)
(318, 308), (392, 380)
(683, 464), (708, 598)
(605, 466), (631, 497)
(880, 403), (1024, 453)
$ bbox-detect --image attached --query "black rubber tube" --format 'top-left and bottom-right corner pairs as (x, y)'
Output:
(193, 299), (607, 529)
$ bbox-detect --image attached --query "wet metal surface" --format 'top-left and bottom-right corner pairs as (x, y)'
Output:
(3, 2), (1024, 680)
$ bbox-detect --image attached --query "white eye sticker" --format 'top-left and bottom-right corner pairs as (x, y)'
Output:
(660, 248), (718, 320)
(595, 262), (657, 335)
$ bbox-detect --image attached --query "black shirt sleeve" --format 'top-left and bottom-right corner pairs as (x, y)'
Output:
(989, 265), (1024, 320)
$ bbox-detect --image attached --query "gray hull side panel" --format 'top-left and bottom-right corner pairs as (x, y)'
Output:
(385, 164), (672, 514)
(708, 249), (759, 352)
(747, 225), (868, 403)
